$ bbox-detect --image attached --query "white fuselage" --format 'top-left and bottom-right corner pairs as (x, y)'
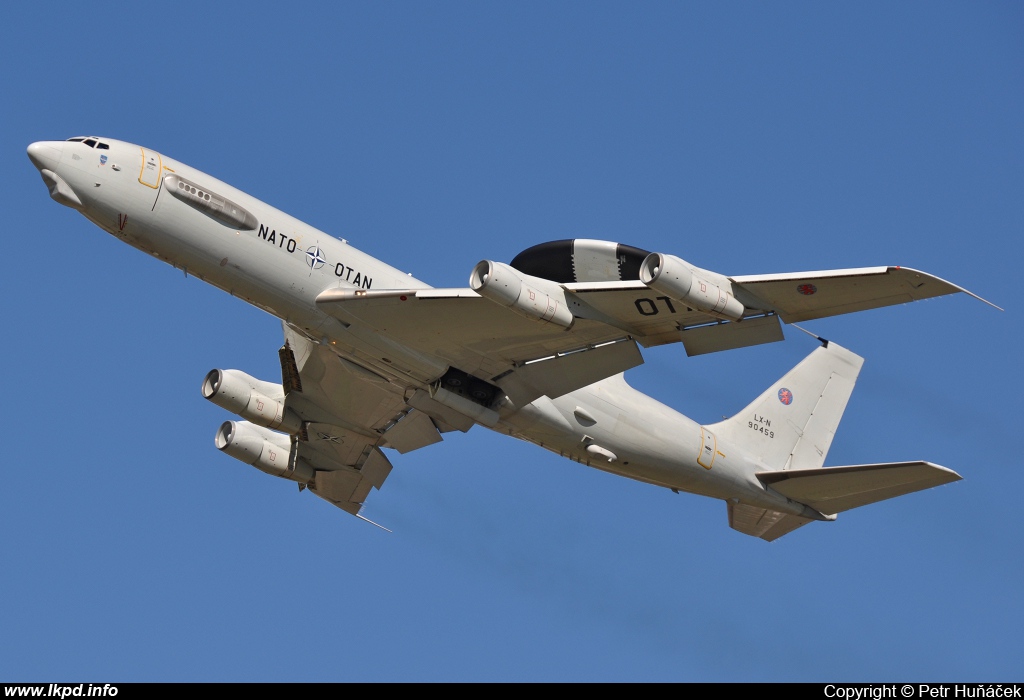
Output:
(28, 137), (809, 517)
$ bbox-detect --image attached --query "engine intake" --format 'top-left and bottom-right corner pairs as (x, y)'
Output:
(639, 253), (746, 321)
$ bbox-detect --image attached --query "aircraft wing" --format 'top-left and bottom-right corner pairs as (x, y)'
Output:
(732, 266), (1001, 323)
(316, 288), (652, 405)
(316, 262), (995, 394)
(568, 266), (998, 350)
(278, 323), (444, 517)
(315, 284), (788, 400)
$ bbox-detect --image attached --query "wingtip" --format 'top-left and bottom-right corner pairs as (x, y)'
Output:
(894, 266), (1002, 311)
(953, 283), (1004, 311)
(972, 294), (1004, 312)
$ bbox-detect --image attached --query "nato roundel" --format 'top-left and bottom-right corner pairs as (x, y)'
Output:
(306, 245), (326, 269)
(778, 387), (793, 405)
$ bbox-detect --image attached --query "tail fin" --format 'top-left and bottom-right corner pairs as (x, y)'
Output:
(708, 341), (864, 471)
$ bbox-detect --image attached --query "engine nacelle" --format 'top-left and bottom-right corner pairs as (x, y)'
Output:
(469, 260), (575, 328)
(202, 369), (301, 433)
(639, 253), (746, 321)
(214, 420), (314, 483)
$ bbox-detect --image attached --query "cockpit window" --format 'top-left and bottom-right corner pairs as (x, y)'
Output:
(65, 137), (108, 148)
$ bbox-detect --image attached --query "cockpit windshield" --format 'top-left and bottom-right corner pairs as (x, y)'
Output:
(66, 137), (110, 149)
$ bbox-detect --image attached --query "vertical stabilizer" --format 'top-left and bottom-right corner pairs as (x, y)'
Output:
(708, 342), (863, 470)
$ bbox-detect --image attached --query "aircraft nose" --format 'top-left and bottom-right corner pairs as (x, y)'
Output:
(27, 141), (64, 171)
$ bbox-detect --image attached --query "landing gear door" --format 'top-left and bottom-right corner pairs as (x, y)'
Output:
(138, 147), (162, 189)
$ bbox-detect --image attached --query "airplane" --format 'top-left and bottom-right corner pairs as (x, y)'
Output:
(26, 136), (1000, 541)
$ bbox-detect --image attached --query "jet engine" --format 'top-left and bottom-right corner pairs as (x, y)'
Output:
(469, 260), (575, 328)
(214, 420), (313, 483)
(202, 369), (301, 433)
(639, 253), (746, 321)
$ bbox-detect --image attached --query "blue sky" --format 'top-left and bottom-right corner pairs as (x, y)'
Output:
(2, 1), (1021, 682)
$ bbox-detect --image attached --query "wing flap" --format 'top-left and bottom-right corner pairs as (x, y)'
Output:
(382, 409), (444, 454)
(313, 469), (364, 506)
(496, 338), (644, 406)
(359, 447), (394, 490)
(405, 389), (474, 432)
(680, 313), (784, 357)
(757, 461), (962, 515)
(306, 446), (395, 515)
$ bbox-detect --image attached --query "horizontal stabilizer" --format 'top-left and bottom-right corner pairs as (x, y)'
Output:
(757, 461), (962, 515)
(727, 501), (816, 541)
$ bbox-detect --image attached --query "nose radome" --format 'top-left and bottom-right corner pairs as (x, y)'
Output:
(27, 141), (63, 171)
